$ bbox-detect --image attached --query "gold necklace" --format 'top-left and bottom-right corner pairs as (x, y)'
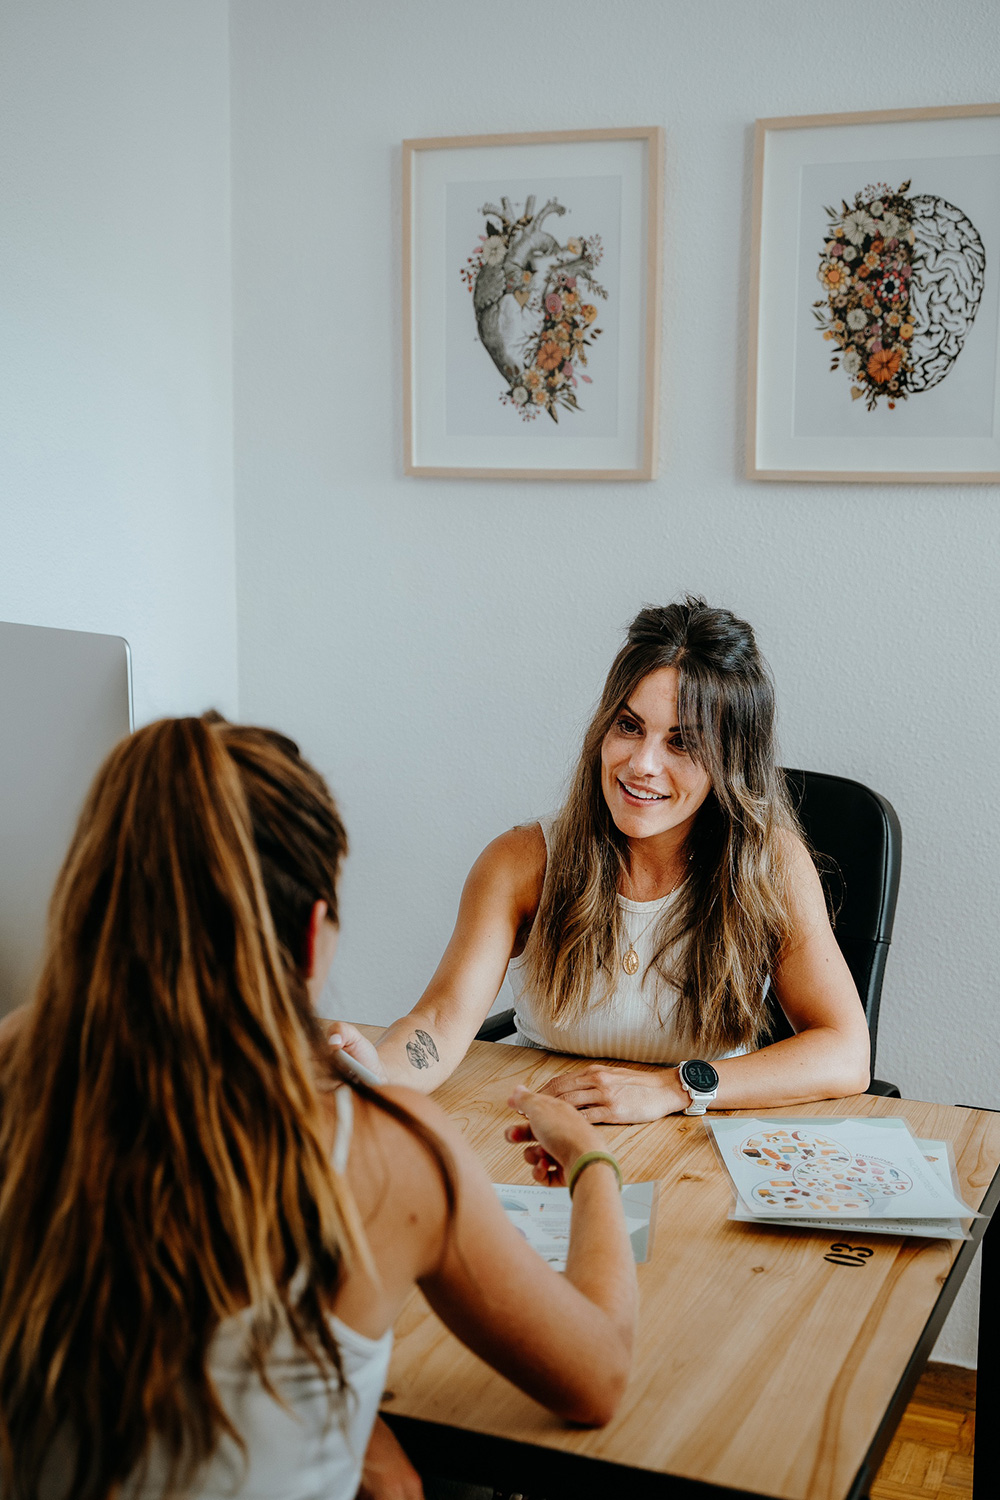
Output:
(620, 901), (668, 976)
(620, 853), (692, 974)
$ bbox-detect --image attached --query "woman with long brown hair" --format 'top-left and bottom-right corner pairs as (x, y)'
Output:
(335, 598), (871, 1122)
(0, 716), (636, 1500)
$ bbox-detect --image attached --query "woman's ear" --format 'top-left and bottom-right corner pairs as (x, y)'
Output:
(304, 900), (339, 1007)
(303, 899), (329, 979)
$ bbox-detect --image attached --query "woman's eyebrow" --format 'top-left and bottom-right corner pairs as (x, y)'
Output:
(620, 702), (683, 732)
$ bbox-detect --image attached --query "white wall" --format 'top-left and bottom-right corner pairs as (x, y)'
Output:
(0, 0), (238, 724)
(230, 0), (1000, 1363)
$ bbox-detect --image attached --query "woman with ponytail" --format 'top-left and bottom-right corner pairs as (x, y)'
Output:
(335, 598), (871, 1123)
(0, 716), (636, 1500)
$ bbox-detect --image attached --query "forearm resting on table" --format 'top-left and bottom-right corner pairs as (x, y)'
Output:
(712, 1024), (870, 1110)
(372, 1005), (470, 1092)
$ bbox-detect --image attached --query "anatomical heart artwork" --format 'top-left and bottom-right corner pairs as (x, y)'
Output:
(404, 129), (662, 479)
(459, 194), (608, 424)
(749, 105), (1000, 480)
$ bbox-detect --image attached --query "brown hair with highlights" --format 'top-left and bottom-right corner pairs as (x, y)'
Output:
(0, 715), (451, 1499)
(524, 598), (802, 1054)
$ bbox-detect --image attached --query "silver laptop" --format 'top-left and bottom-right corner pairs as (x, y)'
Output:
(0, 622), (133, 1017)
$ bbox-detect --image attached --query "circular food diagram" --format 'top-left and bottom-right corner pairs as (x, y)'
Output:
(738, 1128), (912, 1216)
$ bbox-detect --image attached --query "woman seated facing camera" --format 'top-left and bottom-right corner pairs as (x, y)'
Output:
(334, 598), (871, 1121)
(0, 717), (635, 1500)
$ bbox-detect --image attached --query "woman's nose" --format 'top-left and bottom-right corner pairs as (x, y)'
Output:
(629, 739), (662, 776)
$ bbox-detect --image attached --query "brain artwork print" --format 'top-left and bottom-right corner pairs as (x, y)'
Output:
(813, 180), (986, 411)
(738, 1127), (913, 1216)
(459, 194), (607, 422)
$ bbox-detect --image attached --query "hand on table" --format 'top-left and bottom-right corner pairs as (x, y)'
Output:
(504, 1083), (612, 1186)
(538, 1062), (686, 1124)
(357, 1416), (424, 1500)
(324, 1021), (388, 1084)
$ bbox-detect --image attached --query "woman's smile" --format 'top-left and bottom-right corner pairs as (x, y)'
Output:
(617, 778), (669, 804)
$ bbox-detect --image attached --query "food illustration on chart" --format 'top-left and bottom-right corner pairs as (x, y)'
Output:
(738, 1125), (914, 1216)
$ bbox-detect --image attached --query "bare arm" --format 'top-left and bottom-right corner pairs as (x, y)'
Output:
(415, 1086), (636, 1424)
(332, 825), (546, 1092)
(341, 1082), (635, 1428)
(541, 835), (871, 1123)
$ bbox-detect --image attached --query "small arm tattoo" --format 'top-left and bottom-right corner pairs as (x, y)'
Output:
(405, 1029), (441, 1071)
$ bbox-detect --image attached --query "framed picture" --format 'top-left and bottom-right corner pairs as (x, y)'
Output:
(747, 104), (1000, 482)
(403, 127), (663, 480)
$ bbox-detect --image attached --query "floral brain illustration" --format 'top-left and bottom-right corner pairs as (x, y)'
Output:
(460, 194), (607, 422)
(738, 1127), (913, 1215)
(813, 180), (986, 410)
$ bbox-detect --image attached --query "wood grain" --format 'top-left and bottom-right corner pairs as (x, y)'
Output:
(871, 1364), (976, 1500)
(377, 1038), (1000, 1500)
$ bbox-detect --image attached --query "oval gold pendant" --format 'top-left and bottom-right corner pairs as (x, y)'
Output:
(622, 946), (640, 976)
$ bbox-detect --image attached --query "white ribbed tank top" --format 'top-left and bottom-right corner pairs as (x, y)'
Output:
(506, 819), (709, 1065)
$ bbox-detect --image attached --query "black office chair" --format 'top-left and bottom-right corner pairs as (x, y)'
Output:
(476, 768), (902, 1097)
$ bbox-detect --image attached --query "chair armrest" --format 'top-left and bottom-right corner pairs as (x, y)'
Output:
(475, 1008), (516, 1042)
(867, 1078), (902, 1098)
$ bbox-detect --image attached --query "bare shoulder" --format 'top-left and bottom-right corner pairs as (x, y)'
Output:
(777, 827), (831, 929)
(477, 822), (547, 876)
(347, 1084), (464, 1202)
(345, 1084), (469, 1266)
(466, 822), (547, 916)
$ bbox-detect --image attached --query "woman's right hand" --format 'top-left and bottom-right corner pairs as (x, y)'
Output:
(504, 1084), (607, 1186)
(325, 1021), (388, 1084)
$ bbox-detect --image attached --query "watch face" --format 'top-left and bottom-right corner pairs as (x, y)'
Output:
(681, 1060), (719, 1093)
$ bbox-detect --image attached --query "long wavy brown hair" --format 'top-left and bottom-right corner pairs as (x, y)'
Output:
(524, 598), (802, 1054)
(0, 716), (452, 1499)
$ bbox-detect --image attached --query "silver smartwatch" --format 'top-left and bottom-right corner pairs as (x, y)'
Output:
(678, 1059), (720, 1116)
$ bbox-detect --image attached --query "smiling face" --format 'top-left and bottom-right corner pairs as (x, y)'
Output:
(600, 666), (712, 851)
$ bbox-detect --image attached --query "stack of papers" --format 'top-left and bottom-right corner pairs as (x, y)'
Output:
(705, 1117), (979, 1240)
(493, 1180), (658, 1270)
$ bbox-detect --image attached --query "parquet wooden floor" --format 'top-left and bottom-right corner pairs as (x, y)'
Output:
(870, 1363), (976, 1500)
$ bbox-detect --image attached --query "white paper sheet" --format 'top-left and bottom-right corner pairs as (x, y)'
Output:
(705, 1117), (979, 1221)
(493, 1180), (657, 1271)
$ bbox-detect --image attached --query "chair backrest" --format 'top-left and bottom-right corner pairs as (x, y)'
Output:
(765, 769), (902, 1075)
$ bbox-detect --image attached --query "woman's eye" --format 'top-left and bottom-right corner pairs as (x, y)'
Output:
(669, 735), (689, 753)
(617, 716), (640, 734)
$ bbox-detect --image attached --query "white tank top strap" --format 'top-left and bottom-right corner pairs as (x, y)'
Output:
(331, 1084), (354, 1174)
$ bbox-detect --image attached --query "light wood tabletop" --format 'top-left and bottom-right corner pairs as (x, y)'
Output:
(373, 1036), (1000, 1500)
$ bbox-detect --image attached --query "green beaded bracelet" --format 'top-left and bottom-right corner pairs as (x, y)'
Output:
(567, 1150), (624, 1198)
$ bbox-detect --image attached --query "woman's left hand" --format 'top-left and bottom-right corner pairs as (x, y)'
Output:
(539, 1063), (687, 1123)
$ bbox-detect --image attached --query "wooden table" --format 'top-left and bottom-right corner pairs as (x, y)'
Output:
(378, 1038), (1000, 1500)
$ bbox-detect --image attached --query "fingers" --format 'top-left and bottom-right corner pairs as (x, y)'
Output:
(539, 1068), (605, 1099)
(549, 1087), (606, 1111)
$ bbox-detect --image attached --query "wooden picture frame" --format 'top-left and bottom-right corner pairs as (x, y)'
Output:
(747, 103), (1000, 483)
(403, 127), (663, 480)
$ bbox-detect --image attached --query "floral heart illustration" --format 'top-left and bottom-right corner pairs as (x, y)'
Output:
(459, 194), (607, 423)
(813, 180), (986, 410)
